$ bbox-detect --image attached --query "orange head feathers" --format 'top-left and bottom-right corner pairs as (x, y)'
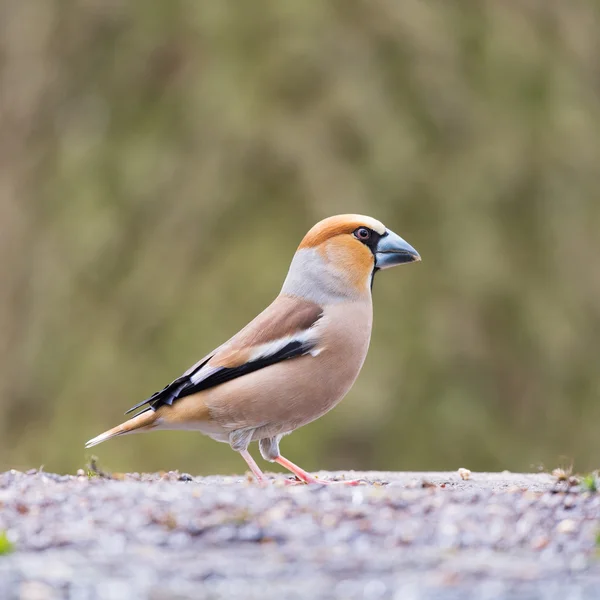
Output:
(282, 214), (420, 302)
(298, 214), (387, 250)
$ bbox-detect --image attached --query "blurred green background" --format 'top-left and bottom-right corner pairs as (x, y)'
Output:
(1, 0), (599, 476)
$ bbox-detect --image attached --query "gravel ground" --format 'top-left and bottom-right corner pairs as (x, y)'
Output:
(0, 469), (599, 600)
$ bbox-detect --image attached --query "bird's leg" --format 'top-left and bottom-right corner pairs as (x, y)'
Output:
(274, 455), (362, 486)
(259, 437), (363, 486)
(274, 455), (319, 483)
(239, 449), (267, 484)
(232, 429), (267, 484)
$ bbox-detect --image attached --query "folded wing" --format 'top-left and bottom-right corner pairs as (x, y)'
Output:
(125, 295), (324, 416)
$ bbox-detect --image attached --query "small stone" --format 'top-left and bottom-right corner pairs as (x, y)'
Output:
(556, 519), (577, 534)
(15, 502), (29, 515)
(76, 469), (85, 477)
(531, 535), (549, 550)
(552, 468), (568, 481)
(457, 468), (471, 481)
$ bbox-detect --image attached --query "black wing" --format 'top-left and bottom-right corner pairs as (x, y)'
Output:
(125, 339), (315, 416)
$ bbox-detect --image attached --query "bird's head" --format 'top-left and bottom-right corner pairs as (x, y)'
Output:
(282, 214), (420, 302)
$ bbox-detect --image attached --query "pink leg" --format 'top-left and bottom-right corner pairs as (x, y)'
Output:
(275, 455), (363, 486)
(240, 449), (267, 484)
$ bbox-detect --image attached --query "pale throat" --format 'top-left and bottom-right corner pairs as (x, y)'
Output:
(281, 248), (373, 304)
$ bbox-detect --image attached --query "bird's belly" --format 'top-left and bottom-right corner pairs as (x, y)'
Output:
(155, 416), (231, 443)
(205, 340), (370, 435)
(199, 300), (373, 437)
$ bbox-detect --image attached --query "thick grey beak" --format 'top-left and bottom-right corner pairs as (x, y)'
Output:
(375, 229), (421, 269)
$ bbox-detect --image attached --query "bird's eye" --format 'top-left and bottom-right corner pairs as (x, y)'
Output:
(354, 227), (371, 241)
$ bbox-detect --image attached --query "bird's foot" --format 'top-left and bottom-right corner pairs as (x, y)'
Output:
(274, 455), (366, 486)
(326, 478), (364, 486)
(282, 477), (305, 486)
(282, 475), (364, 486)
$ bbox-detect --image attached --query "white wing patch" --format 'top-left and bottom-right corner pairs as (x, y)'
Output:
(190, 365), (221, 385)
(248, 328), (321, 363)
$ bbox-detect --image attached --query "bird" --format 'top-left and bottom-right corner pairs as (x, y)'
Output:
(85, 214), (420, 484)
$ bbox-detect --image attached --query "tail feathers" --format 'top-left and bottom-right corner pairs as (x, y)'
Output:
(85, 410), (158, 449)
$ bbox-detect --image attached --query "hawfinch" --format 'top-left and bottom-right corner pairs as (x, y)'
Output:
(86, 215), (420, 484)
